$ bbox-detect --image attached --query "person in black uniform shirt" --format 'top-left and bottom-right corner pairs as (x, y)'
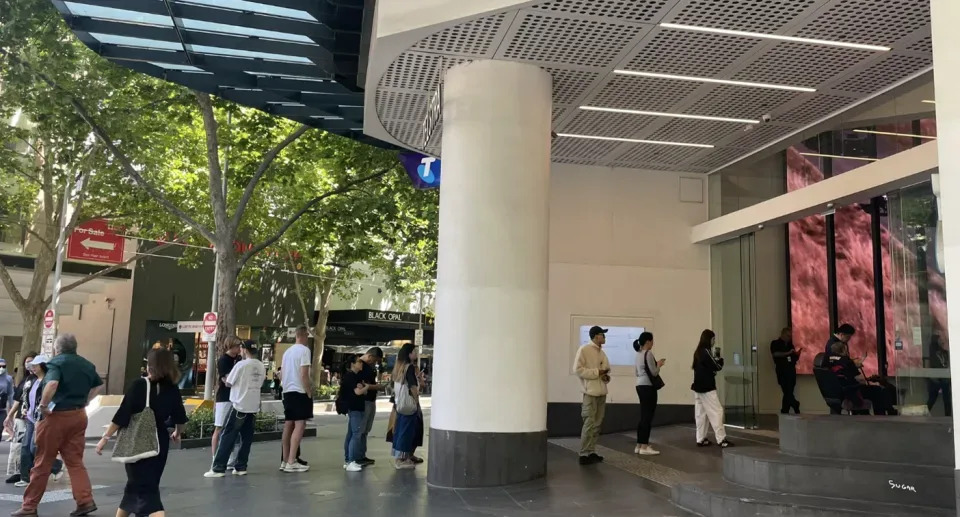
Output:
(926, 332), (951, 416)
(96, 348), (188, 517)
(825, 324), (856, 356)
(771, 328), (801, 414)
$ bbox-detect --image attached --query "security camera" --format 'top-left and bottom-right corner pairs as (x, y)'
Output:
(760, 114), (772, 123)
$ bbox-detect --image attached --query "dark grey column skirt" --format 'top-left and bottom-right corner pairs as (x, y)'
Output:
(427, 428), (548, 488)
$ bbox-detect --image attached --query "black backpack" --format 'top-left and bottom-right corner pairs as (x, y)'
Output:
(334, 383), (348, 415)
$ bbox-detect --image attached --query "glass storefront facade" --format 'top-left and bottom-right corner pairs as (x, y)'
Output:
(711, 117), (946, 417)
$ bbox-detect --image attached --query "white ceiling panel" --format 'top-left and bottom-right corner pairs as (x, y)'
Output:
(373, 0), (933, 173)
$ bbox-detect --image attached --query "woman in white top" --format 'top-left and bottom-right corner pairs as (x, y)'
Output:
(634, 332), (665, 455)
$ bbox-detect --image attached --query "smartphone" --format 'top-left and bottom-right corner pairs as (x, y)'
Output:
(713, 347), (722, 359)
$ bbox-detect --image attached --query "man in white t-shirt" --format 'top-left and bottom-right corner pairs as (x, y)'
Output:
(205, 340), (266, 477)
(280, 326), (313, 473)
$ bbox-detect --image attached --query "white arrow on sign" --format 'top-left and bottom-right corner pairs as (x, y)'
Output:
(81, 238), (116, 251)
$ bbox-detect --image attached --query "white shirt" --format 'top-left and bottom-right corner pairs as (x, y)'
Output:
(226, 358), (265, 413)
(281, 344), (311, 394)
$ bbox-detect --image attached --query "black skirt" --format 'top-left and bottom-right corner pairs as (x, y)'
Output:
(120, 429), (170, 515)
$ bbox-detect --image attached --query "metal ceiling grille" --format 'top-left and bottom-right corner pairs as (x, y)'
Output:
(374, 0), (933, 173)
(51, 0), (379, 145)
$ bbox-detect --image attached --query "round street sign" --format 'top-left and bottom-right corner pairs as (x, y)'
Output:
(202, 312), (218, 335)
(43, 309), (55, 330)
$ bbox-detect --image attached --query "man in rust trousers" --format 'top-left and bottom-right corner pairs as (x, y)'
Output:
(13, 334), (102, 517)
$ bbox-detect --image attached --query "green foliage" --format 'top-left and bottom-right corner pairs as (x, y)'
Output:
(182, 406), (278, 439)
(315, 384), (339, 400)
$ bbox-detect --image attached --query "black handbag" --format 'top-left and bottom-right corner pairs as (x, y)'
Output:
(644, 352), (665, 391)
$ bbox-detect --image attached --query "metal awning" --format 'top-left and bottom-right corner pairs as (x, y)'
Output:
(50, 0), (383, 146)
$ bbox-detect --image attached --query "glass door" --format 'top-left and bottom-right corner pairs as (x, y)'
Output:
(710, 233), (760, 429)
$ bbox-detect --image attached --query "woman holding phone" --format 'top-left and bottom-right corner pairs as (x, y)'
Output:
(634, 332), (664, 455)
(691, 330), (733, 448)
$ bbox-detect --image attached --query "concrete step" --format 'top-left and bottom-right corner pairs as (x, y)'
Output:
(723, 447), (954, 509)
(672, 477), (955, 517)
(778, 414), (953, 466)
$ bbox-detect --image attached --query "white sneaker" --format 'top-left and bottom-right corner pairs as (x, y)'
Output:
(634, 445), (641, 454)
(14, 480), (28, 488)
(345, 462), (363, 472)
(203, 471), (226, 478)
(394, 459), (415, 470)
(638, 448), (661, 456)
(50, 471), (64, 482)
(232, 469), (248, 476)
(283, 463), (309, 473)
(279, 462), (287, 471)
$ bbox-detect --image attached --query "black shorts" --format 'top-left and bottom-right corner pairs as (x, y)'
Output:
(282, 392), (313, 421)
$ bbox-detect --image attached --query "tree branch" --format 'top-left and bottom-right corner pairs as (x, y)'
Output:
(193, 92), (229, 236)
(232, 124), (310, 230)
(238, 168), (392, 269)
(0, 219), (56, 255)
(52, 239), (183, 300)
(0, 48), (216, 243)
(0, 258), (27, 311)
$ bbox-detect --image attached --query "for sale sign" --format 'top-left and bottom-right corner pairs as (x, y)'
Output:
(67, 219), (124, 264)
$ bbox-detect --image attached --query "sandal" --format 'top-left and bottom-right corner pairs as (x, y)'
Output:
(696, 439), (711, 447)
(718, 440), (734, 448)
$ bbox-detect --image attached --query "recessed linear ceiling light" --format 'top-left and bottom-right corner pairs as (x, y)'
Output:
(613, 70), (815, 93)
(922, 99), (936, 104)
(799, 152), (877, 162)
(580, 106), (759, 124)
(556, 133), (713, 148)
(659, 23), (891, 52)
(853, 129), (936, 140)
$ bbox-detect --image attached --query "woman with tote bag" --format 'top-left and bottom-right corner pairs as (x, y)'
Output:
(96, 349), (188, 517)
(390, 343), (421, 470)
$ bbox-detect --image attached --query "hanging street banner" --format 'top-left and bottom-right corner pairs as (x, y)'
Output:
(67, 219), (124, 264)
(399, 152), (441, 189)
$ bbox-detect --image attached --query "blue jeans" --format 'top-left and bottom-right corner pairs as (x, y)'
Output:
(20, 419), (61, 481)
(344, 411), (364, 463)
(212, 408), (255, 473)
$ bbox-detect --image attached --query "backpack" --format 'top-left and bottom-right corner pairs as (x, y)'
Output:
(334, 381), (348, 415)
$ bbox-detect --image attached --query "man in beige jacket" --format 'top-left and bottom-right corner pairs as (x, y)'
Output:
(574, 326), (611, 465)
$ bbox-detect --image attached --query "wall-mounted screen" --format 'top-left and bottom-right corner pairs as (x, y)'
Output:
(578, 325), (645, 367)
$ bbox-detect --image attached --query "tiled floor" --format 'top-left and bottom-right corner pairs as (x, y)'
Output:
(0, 412), (697, 517)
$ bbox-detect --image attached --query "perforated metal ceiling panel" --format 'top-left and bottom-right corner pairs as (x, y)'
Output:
(374, 0), (933, 173)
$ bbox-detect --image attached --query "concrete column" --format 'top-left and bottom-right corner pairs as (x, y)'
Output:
(930, 1), (960, 511)
(427, 60), (552, 488)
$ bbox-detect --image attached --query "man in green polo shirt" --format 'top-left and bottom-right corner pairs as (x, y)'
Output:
(13, 334), (102, 517)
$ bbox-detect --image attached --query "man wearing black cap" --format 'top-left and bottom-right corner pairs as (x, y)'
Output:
(205, 340), (266, 477)
(358, 347), (386, 465)
(574, 326), (611, 465)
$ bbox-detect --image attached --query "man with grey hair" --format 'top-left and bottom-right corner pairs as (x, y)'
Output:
(13, 334), (102, 517)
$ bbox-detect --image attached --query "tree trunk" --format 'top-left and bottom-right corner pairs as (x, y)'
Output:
(312, 277), (334, 391)
(215, 248), (239, 354)
(19, 305), (44, 357)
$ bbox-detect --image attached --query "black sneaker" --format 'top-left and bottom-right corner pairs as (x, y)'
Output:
(588, 453), (604, 463)
(359, 458), (375, 466)
(5, 474), (20, 484)
(296, 458), (308, 466)
(696, 439), (711, 447)
(718, 440), (734, 448)
(578, 455), (595, 465)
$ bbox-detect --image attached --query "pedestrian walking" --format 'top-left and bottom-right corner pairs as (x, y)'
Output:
(96, 348), (187, 517)
(4, 353), (37, 484)
(13, 356), (63, 488)
(206, 340), (266, 477)
(12, 334), (102, 517)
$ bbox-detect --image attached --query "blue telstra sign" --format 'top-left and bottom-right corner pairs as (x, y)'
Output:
(399, 152), (441, 189)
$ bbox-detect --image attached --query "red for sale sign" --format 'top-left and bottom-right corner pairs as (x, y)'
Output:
(67, 219), (124, 264)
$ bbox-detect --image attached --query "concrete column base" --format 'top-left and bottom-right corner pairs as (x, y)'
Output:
(427, 428), (547, 488)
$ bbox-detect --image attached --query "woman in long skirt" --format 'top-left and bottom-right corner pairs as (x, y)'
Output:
(390, 343), (421, 469)
(97, 349), (188, 517)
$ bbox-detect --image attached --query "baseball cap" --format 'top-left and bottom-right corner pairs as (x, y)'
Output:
(588, 326), (608, 339)
(29, 355), (50, 366)
(241, 340), (258, 353)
